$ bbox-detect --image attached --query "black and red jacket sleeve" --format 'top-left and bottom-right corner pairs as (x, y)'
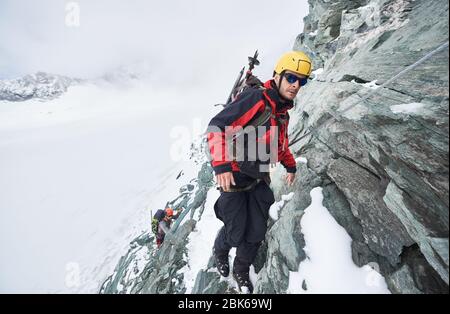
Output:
(206, 89), (266, 175)
(278, 116), (297, 173)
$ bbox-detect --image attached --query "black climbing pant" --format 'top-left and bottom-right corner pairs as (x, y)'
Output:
(213, 172), (275, 273)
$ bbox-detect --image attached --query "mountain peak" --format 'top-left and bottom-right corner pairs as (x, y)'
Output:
(0, 72), (82, 102)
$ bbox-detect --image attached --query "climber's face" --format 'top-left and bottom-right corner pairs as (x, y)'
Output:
(275, 70), (304, 101)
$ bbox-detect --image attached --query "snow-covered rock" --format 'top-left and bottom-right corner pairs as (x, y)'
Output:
(0, 72), (81, 102)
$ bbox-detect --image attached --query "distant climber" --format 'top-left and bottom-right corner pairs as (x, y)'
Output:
(152, 207), (184, 248)
(206, 51), (313, 293)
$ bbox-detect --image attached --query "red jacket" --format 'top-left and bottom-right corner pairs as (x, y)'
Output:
(207, 80), (297, 176)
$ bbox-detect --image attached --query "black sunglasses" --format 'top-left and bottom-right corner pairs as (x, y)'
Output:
(284, 73), (308, 86)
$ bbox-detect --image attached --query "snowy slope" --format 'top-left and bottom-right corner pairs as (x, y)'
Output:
(0, 78), (221, 293)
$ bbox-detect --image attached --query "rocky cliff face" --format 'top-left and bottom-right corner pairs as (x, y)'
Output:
(287, 0), (448, 293)
(100, 0), (448, 294)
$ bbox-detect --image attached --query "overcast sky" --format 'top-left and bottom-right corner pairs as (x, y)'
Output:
(0, 0), (309, 86)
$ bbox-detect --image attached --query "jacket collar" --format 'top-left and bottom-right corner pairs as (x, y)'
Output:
(263, 79), (294, 111)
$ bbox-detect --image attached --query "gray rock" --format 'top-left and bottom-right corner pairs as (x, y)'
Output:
(135, 219), (196, 294)
(327, 157), (415, 265)
(192, 268), (232, 294)
(383, 181), (449, 283)
(291, 0), (448, 293)
(387, 265), (424, 294)
(322, 183), (395, 274)
(387, 244), (448, 294)
(100, 232), (154, 294)
(191, 254), (242, 294)
(295, 0), (370, 68)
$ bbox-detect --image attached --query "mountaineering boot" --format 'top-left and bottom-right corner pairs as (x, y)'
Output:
(213, 248), (230, 277)
(233, 270), (253, 294)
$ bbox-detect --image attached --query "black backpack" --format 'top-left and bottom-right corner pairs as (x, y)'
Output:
(152, 209), (165, 234)
(230, 76), (276, 180)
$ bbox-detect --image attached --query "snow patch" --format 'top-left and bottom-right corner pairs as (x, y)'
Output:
(269, 192), (295, 221)
(183, 188), (223, 293)
(311, 68), (324, 81)
(287, 187), (390, 294)
(362, 80), (379, 89)
(350, 79), (379, 89)
(295, 156), (308, 164)
(390, 103), (426, 114)
(312, 68), (323, 76)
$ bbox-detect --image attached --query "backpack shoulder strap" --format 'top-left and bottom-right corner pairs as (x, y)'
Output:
(246, 90), (275, 128)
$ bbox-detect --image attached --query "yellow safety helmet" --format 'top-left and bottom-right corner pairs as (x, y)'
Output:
(274, 51), (313, 77)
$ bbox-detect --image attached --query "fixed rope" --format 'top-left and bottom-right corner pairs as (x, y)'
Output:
(290, 41), (449, 146)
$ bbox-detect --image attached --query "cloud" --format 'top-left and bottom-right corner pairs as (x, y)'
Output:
(0, 0), (309, 86)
